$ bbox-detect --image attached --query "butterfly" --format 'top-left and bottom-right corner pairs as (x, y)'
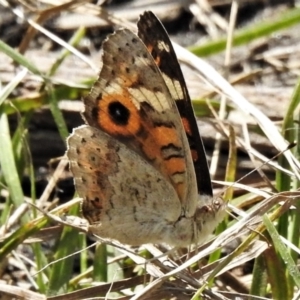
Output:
(67, 11), (226, 247)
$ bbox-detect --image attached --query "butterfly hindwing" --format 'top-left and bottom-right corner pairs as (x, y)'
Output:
(67, 125), (185, 246)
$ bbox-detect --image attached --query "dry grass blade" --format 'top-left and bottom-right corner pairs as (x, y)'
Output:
(0, 283), (46, 300)
(175, 43), (300, 180)
(163, 191), (300, 276)
(1, 1), (300, 299)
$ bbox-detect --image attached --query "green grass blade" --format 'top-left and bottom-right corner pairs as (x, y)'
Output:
(264, 214), (300, 288)
(46, 85), (69, 140)
(250, 254), (268, 297)
(189, 7), (300, 57)
(0, 40), (43, 76)
(47, 204), (80, 295)
(0, 110), (26, 213)
(0, 216), (48, 261)
(276, 77), (300, 296)
(47, 26), (86, 78)
(93, 244), (108, 282)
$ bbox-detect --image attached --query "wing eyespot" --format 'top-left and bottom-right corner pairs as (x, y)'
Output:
(108, 101), (130, 126)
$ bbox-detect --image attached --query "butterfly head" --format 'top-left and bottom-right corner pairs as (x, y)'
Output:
(191, 195), (226, 244)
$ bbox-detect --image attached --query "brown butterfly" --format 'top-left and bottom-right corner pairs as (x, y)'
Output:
(67, 11), (225, 246)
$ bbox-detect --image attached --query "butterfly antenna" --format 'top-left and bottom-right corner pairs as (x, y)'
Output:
(222, 142), (296, 219)
(220, 142), (296, 199)
(242, 142), (295, 187)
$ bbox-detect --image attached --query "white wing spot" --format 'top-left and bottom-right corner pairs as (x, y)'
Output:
(129, 87), (169, 112)
(162, 73), (184, 100)
(157, 40), (170, 52)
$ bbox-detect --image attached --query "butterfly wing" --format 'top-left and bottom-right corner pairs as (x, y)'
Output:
(137, 11), (213, 197)
(67, 125), (189, 246)
(81, 28), (198, 212)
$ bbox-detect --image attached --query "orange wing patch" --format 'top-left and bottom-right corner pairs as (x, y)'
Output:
(139, 121), (186, 200)
(97, 90), (141, 137)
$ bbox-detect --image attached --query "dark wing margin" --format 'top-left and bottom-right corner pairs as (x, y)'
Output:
(137, 11), (213, 196)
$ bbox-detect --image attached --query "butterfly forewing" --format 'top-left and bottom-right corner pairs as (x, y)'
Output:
(82, 28), (197, 207)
